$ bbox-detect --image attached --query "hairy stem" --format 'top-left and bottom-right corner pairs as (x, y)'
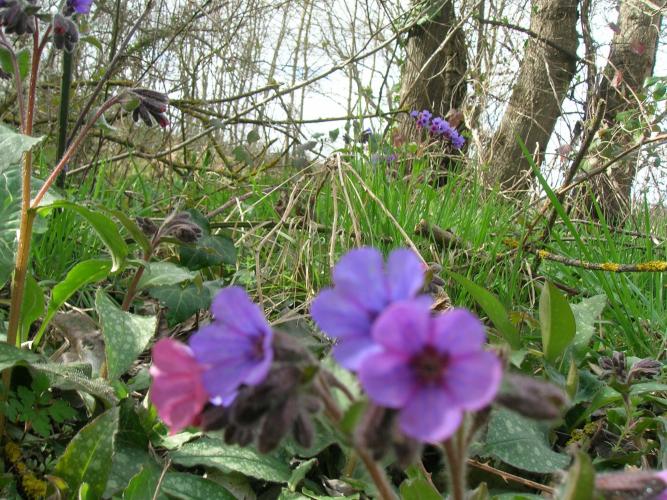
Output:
(55, 50), (74, 187)
(443, 429), (467, 500)
(0, 31), (26, 131)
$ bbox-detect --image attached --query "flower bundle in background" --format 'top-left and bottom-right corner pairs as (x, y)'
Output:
(410, 109), (466, 149)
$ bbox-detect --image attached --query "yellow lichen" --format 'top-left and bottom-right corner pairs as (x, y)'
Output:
(22, 473), (47, 499)
(503, 238), (519, 248)
(537, 249), (550, 259)
(4, 441), (22, 463)
(600, 262), (621, 272)
(634, 261), (667, 272)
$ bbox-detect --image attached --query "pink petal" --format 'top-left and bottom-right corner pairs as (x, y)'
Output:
(431, 309), (486, 355)
(398, 387), (463, 443)
(358, 351), (417, 408)
(371, 301), (431, 354)
(443, 351), (502, 411)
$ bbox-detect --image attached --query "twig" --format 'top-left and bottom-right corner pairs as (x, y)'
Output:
(466, 458), (555, 495)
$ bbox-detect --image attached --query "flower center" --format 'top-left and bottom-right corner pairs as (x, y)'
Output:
(410, 346), (449, 384)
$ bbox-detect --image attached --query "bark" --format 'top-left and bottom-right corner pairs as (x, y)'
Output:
(586, 0), (664, 222)
(399, 0), (468, 123)
(486, 0), (579, 192)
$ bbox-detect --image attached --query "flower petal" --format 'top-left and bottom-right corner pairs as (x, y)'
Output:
(332, 248), (388, 313)
(210, 287), (272, 338)
(311, 289), (371, 339)
(358, 352), (416, 408)
(444, 351), (502, 411)
(151, 338), (199, 373)
(200, 361), (258, 401)
(333, 334), (383, 371)
(371, 300), (431, 354)
(431, 309), (486, 355)
(387, 248), (424, 301)
(189, 325), (259, 365)
(398, 386), (462, 443)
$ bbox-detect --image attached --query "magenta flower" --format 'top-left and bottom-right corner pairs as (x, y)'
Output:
(189, 287), (273, 405)
(358, 302), (502, 443)
(310, 247), (428, 371)
(149, 339), (209, 434)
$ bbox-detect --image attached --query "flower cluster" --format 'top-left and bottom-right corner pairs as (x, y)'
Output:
(150, 248), (501, 451)
(0, 0), (39, 36)
(311, 247), (501, 444)
(409, 109), (465, 150)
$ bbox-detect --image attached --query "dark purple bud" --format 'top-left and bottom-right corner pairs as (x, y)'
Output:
(355, 404), (395, 460)
(224, 424), (254, 447)
(157, 212), (203, 244)
(496, 373), (569, 420)
(199, 405), (230, 431)
(1, 0), (38, 36)
(136, 216), (158, 237)
(599, 351), (627, 380)
(292, 412), (315, 449)
(257, 397), (299, 453)
(125, 88), (169, 128)
(52, 13), (78, 52)
(392, 434), (421, 469)
(627, 359), (662, 383)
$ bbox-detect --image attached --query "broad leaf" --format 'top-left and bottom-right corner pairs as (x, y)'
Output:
(96, 290), (157, 380)
(123, 466), (165, 500)
(0, 122), (44, 169)
(34, 259), (112, 345)
(19, 273), (44, 343)
(559, 451), (595, 500)
(0, 342), (41, 371)
(148, 281), (218, 326)
(540, 282), (576, 363)
(39, 201), (128, 271)
(571, 294), (606, 360)
(170, 437), (291, 483)
(399, 477), (441, 500)
(484, 408), (570, 473)
(179, 234), (236, 270)
(137, 262), (197, 289)
(162, 472), (236, 500)
(54, 407), (119, 499)
(447, 271), (520, 349)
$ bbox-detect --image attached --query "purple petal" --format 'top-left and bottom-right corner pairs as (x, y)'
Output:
(332, 248), (388, 313)
(398, 386), (463, 443)
(243, 347), (273, 385)
(310, 289), (371, 339)
(210, 287), (271, 338)
(371, 301), (431, 354)
(189, 325), (257, 364)
(387, 248), (424, 301)
(332, 334), (382, 371)
(358, 352), (417, 408)
(200, 360), (259, 400)
(443, 351), (502, 411)
(431, 309), (486, 355)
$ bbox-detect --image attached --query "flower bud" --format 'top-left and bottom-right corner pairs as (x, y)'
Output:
(52, 13), (78, 52)
(292, 411), (314, 449)
(598, 351), (627, 380)
(257, 397), (298, 453)
(496, 373), (569, 420)
(1, 0), (38, 36)
(627, 359), (662, 383)
(125, 88), (169, 128)
(595, 470), (667, 499)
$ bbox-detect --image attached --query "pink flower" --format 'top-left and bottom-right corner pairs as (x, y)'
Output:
(358, 302), (502, 443)
(150, 339), (209, 434)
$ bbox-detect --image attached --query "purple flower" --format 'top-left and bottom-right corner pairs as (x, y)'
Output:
(189, 287), (273, 405)
(451, 131), (465, 149)
(64, 0), (93, 15)
(358, 302), (502, 443)
(409, 110), (419, 119)
(413, 109), (432, 129)
(310, 247), (428, 371)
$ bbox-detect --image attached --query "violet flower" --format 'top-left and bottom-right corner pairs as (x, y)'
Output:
(310, 247), (428, 371)
(358, 302), (501, 443)
(64, 0), (92, 15)
(189, 287), (274, 405)
(149, 339), (209, 434)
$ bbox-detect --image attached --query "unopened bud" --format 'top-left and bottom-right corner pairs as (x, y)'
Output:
(627, 359), (662, 383)
(595, 470), (667, 499)
(496, 373), (569, 420)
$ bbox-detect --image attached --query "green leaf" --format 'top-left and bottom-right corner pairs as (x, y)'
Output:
(15, 48), (30, 80)
(179, 234), (236, 270)
(40, 201), (129, 271)
(137, 262), (197, 289)
(399, 477), (441, 500)
(33, 362), (117, 403)
(123, 466), (165, 500)
(170, 437), (292, 483)
(108, 209), (152, 255)
(105, 444), (155, 498)
(95, 290), (157, 380)
(559, 451), (595, 500)
(0, 342), (41, 370)
(288, 458), (317, 491)
(571, 294), (606, 360)
(54, 407), (119, 499)
(34, 259), (112, 345)
(540, 282), (576, 363)
(19, 273), (44, 342)
(246, 129), (260, 144)
(483, 408), (571, 473)
(328, 128), (340, 142)
(0, 123), (45, 168)
(446, 271), (520, 349)
(232, 145), (252, 165)
(162, 472), (236, 500)
(148, 282), (216, 326)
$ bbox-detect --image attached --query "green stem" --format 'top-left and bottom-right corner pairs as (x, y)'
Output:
(55, 50), (74, 187)
(443, 428), (467, 500)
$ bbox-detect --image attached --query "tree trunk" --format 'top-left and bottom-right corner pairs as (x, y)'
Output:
(586, 0), (664, 222)
(486, 0), (579, 193)
(398, 0), (467, 123)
